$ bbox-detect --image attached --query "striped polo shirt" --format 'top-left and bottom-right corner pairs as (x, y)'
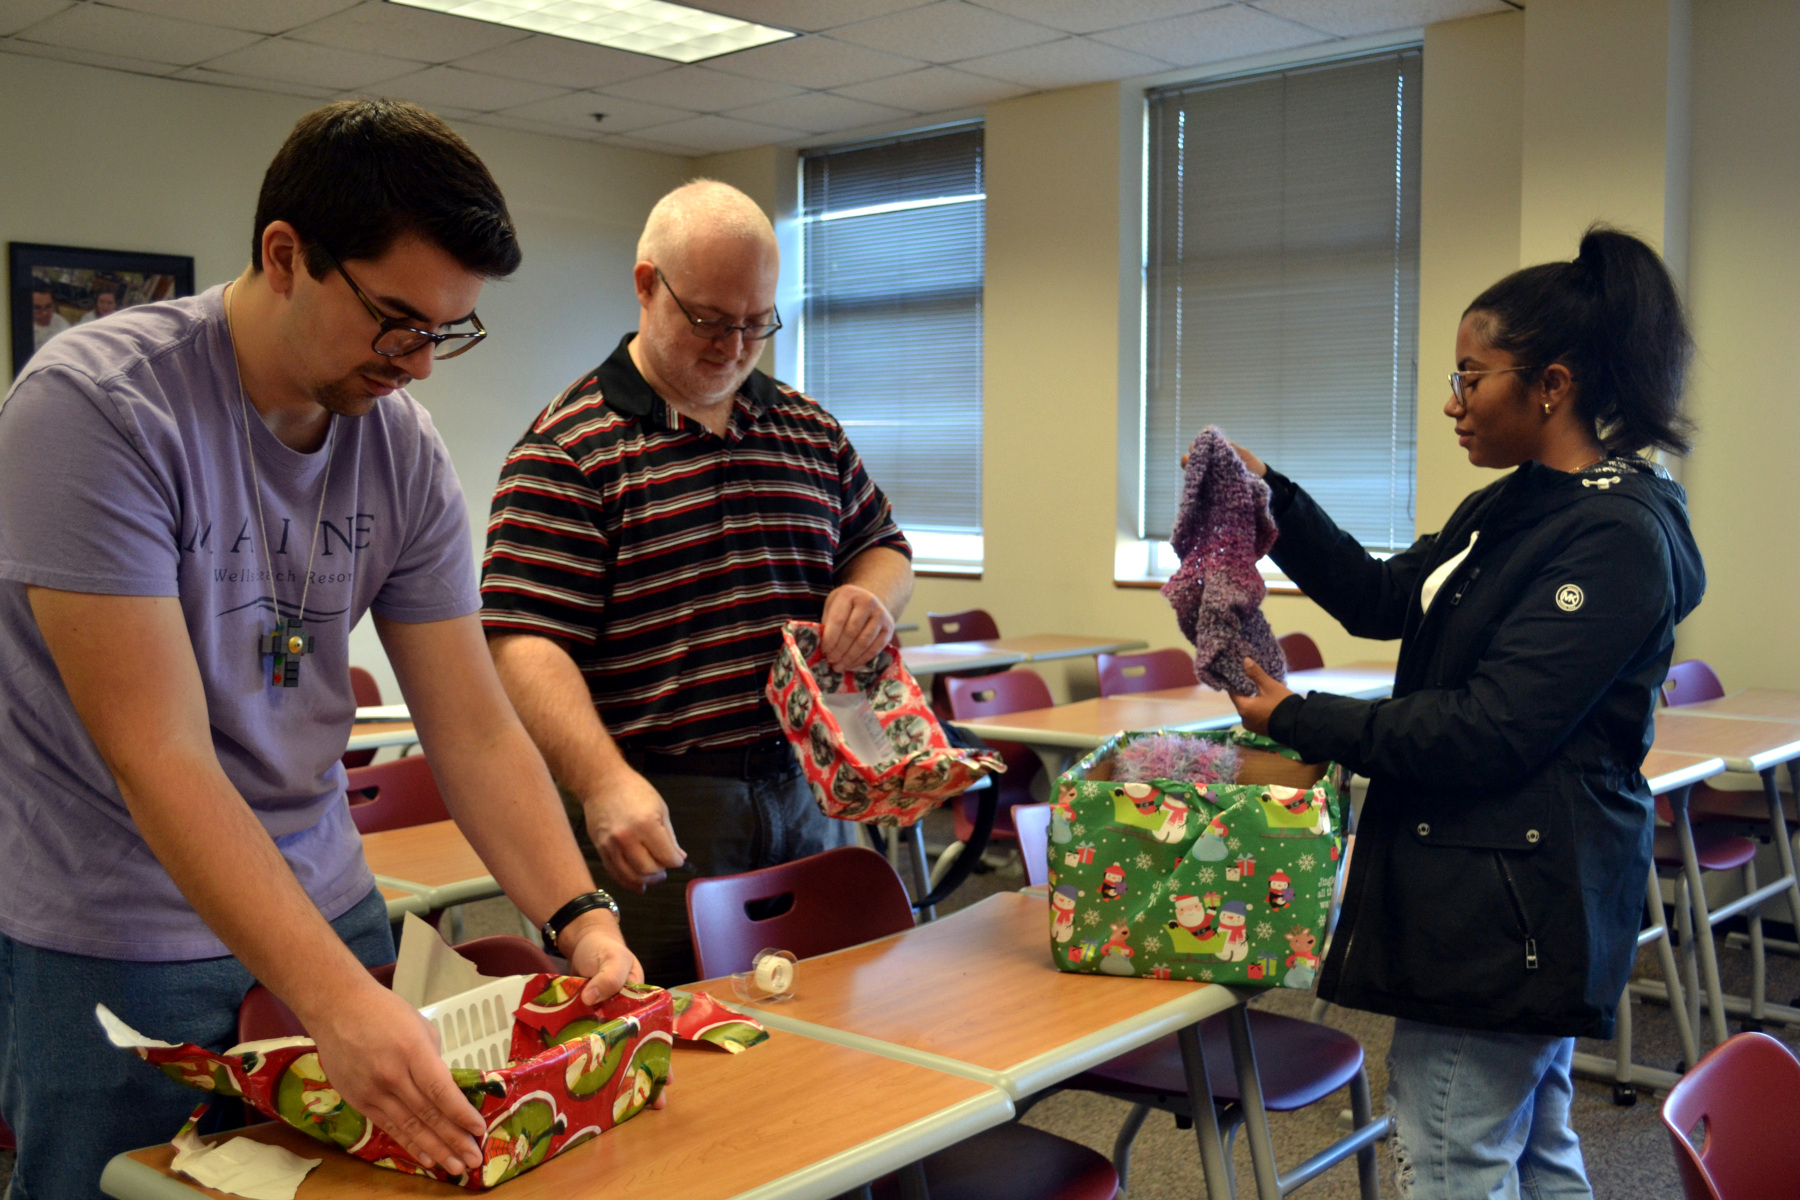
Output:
(480, 335), (910, 753)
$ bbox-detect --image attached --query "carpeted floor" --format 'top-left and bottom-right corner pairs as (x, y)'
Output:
(12, 813), (1795, 1198)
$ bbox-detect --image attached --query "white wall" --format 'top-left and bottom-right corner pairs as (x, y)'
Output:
(0, 52), (689, 700)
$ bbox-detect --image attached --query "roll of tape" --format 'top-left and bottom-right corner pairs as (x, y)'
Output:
(754, 954), (794, 996)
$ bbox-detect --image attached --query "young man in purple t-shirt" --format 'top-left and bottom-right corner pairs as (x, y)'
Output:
(0, 100), (639, 1195)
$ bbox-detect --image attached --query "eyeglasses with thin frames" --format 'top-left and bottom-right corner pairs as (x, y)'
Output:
(1448, 365), (1538, 403)
(317, 244), (487, 360)
(654, 266), (781, 343)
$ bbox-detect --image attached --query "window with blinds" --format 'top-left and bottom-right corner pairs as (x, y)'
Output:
(1137, 49), (1422, 567)
(800, 124), (984, 574)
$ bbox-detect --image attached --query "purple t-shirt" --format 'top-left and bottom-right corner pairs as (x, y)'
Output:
(0, 285), (479, 960)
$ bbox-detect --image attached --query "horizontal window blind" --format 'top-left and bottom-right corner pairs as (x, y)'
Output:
(1143, 50), (1421, 551)
(801, 125), (984, 543)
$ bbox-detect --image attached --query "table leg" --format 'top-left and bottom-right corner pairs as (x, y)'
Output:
(1225, 1005), (1282, 1200)
(1764, 766), (1800, 935)
(898, 1160), (931, 1200)
(1027, 745), (1075, 781)
(1647, 867), (1700, 1070)
(1176, 1021), (1235, 1200)
(1668, 785), (1731, 1047)
(908, 821), (937, 922)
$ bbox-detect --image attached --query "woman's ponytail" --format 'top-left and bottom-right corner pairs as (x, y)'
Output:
(1466, 224), (1694, 456)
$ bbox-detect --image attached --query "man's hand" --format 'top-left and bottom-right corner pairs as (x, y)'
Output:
(580, 767), (686, 892)
(305, 982), (486, 1176)
(821, 583), (895, 671)
(1229, 658), (1294, 737)
(562, 913), (644, 1004)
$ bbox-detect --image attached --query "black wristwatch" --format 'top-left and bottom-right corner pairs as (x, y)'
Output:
(541, 890), (620, 951)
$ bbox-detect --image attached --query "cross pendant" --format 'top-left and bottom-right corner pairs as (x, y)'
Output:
(259, 617), (314, 688)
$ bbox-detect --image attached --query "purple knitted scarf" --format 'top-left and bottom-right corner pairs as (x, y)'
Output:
(1160, 427), (1286, 694)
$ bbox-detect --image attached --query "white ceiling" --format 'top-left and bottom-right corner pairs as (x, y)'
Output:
(0, 0), (1512, 156)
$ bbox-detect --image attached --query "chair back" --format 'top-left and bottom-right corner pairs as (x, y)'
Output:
(1097, 648), (1198, 696)
(1662, 660), (1726, 708)
(343, 667), (384, 768)
(945, 669), (1053, 719)
(1013, 804), (1051, 887)
(237, 936), (557, 1044)
(1661, 1032), (1800, 1200)
(928, 608), (1000, 642)
(686, 846), (915, 979)
(1278, 632), (1325, 672)
(346, 754), (450, 834)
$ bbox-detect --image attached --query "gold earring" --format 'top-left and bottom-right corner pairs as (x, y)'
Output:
(1542, 402), (1552, 416)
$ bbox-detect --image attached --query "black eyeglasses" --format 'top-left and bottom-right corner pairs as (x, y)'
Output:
(317, 244), (486, 360)
(1448, 366), (1537, 402)
(654, 267), (781, 342)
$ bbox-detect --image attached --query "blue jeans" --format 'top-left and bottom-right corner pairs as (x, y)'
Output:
(0, 888), (394, 1200)
(1386, 1019), (1592, 1200)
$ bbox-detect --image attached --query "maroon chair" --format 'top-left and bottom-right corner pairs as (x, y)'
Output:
(1663, 659), (1726, 708)
(1097, 648), (1198, 697)
(1277, 632), (1325, 672)
(342, 666), (384, 770)
(346, 754), (451, 835)
(927, 609), (1000, 643)
(686, 847), (1118, 1200)
(1661, 1032), (1800, 1199)
(0, 1115), (12, 1151)
(944, 670), (1054, 847)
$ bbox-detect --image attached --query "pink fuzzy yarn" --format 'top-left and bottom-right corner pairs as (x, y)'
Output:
(1113, 734), (1240, 785)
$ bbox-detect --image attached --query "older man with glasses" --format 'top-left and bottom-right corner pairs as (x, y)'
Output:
(482, 180), (914, 986)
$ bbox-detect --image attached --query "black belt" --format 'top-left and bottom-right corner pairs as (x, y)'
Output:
(623, 737), (799, 780)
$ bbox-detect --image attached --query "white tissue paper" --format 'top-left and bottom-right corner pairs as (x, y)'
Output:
(169, 1124), (320, 1200)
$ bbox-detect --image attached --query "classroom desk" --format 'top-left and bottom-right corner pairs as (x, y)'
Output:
(968, 634), (1151, 663)
(900, 642), (1027, 679)
(100, 1031), (1017, 1200)
(692, 890), (1252, 1200)
(345, 721), (418, 753)
(951, 695), (1241, 777)
(1662, 688), (1800, 723)
(362, 819), (501, 911)
(1138, 661), (1399, 707)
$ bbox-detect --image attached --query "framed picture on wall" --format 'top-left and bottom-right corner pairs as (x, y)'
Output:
(9, 242), (195, 378)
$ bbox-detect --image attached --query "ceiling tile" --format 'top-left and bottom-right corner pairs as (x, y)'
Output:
(374, 64), (566, 111)
(1093, 3), (1324, 67)
(16, 3), (264, 66)
(498, 89), (694, 134)
(600, 130), (697, 156)
(831, 63), (1027, 110)
(677, 0), (935, 34)
(734, 91), (911, 134)
(0, 35), (181, 76)
(198, 36), (423, 90)
(288, 1), (529, 62)
(629, 113), (797, 154)
(958, 35), (1171, 86)
(172, 64), (341, 98)
(0, 0), (72, 39)
(450, 33), (672, 89)
(830, 1), (1062, 63)
(599, 64), (799, 111)
(703, 33), (922, 88)
(970, 0), (1224, 36)
(1251, 0), (1509, 37)
(102, 0), (362, 36)
(466, 111), (590, 141)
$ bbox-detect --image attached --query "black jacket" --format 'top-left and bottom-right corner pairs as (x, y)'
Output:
(1264, 459), (1705, 1038)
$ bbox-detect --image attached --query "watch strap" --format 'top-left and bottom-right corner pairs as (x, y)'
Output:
(541, 890), (620, 950)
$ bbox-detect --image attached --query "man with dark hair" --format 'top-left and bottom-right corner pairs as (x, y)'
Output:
(0, 100), (637, 1196)
(29, 279), (69, 351)
(482, 181), (913, 986)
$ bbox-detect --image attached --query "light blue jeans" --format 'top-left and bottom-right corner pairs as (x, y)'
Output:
(1386, 1019), (1593, 1200)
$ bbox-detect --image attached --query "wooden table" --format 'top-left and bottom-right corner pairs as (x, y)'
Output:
(951, 694), (1240, 777)
(100, 1032), (1016, 1200)
(900, 642), (1027, 679)
(1663, 688), (1800, 723)
(346, 721), (418, 754)
(1139, 661), (1398, 707)
(361, 819), (501, 911)
(969, 634), (1150, 663)
(691, 890), (1250, 1199)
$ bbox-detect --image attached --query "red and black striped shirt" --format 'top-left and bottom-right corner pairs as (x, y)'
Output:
(480, 335), (910, 753)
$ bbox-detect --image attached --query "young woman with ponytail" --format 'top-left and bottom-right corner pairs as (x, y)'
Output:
(1227, 226), (1706, 1199)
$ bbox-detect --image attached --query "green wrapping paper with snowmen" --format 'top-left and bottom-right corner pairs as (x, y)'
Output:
(1047, 729), (1345, 989)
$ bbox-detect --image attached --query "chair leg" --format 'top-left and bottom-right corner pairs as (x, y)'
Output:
(1350, 1066), (1381, 1200)
(1223, 1115), (1242, 1200)
(907, 822), (935, 922)
(1647, 867), (1700, 1071)
(1669, 786), (1731, 1047)
(1225, 1005), (1283, 1200)
(1110, 1102), (1152, 1192)
(1744, 857), (1767, 1032)
(1611, 979), (1636, 1105)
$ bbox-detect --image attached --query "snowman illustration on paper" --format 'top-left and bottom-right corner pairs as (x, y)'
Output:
(1193, 814), (1230, 861)
(1051, 885), (1080, 944)
(1216, 900), (1251, 962)
(1152, 796), (1192, 844)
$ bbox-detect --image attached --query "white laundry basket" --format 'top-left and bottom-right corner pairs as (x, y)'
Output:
(418, 974), (531, 1070)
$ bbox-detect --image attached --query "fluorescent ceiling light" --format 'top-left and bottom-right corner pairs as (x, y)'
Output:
(391, 0), (796, 63)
